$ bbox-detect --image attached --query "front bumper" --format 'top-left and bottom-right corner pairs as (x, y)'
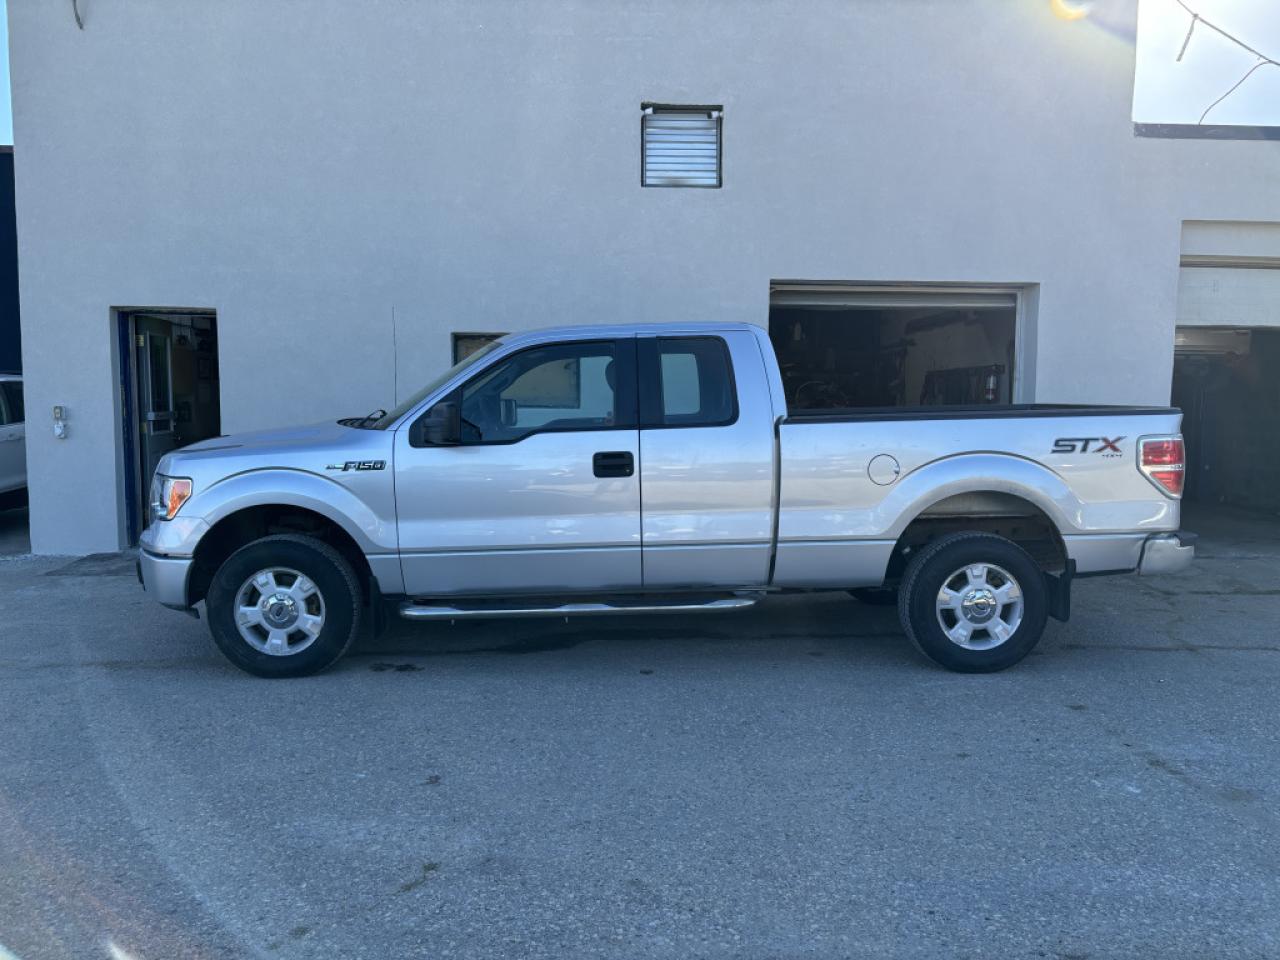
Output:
(1138, 531), (1197, 576)
(138, 548), (195, 609)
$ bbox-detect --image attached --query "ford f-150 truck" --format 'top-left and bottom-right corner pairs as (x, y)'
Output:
(139, 322), (1194, 677)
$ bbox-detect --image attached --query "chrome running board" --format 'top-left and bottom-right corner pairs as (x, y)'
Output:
(398, 594), (761, 621)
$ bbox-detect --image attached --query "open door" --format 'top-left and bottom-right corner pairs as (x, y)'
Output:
(138, 331), (178, 485)
(120, 311), (220, 542)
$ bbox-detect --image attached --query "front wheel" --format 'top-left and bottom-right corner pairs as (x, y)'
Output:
(897, 532), (1048, 673)
(206, 534), (363, 678)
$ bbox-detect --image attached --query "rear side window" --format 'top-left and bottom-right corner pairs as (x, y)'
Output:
(0, 382), (20, 425)
(642, 337), (736, 427)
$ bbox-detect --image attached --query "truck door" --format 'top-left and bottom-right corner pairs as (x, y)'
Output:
(394, 337), (642, 597)
(638, 333), (776, 589)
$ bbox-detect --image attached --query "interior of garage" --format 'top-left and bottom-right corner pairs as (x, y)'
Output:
(768, 287), (1017, 410)
(1172, 327), (1280, 515)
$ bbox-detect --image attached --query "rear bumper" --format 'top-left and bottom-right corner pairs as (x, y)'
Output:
(138, 549), (194, 609)
(1138, 531), (1197, 576)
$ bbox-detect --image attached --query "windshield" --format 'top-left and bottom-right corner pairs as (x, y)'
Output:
(371, 340), (504, 429)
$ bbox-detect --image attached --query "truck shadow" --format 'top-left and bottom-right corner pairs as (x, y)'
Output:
(349, 592), (917, 668)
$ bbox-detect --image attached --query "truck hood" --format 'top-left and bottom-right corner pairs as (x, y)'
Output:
(181, 420), (359, 454)
(157, 420), (396, 492)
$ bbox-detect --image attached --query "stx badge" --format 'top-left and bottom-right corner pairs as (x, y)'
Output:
(1051, 437), (1124, 456)
(326, 460), (386, 471)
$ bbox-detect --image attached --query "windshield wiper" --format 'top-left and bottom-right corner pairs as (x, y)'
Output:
(338, 409), (387, 429)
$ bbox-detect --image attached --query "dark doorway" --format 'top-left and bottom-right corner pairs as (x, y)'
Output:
(768, 286), (1018, 411)
(1172, 327), (1280, 513)
(119, 311), (220, 543)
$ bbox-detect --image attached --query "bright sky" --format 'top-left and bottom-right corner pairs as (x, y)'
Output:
(1133, 0), (1280, 125)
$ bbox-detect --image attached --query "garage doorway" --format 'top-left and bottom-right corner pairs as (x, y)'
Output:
(1172, 327), (1280, 512)
(118, 310), (220, 543)
(768, 285), (1020, 410)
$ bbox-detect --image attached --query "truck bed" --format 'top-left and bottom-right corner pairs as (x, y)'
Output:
(783, 403), (1180, 423)
(771, 404), (1184, 588)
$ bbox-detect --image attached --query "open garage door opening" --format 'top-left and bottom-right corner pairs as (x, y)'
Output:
(1172, 327), (1280, 514)
(769, 285), (1019, 411)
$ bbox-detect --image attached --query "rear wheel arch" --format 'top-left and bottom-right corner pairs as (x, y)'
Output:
(886, 490), (1068, 584)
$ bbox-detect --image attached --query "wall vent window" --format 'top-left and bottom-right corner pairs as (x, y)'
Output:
(641, 104), (722, 188)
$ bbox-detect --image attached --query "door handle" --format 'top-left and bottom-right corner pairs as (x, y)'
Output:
(593, 451), (634, 478)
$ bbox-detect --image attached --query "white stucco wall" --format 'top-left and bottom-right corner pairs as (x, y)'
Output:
(8, 0), (1280, 554)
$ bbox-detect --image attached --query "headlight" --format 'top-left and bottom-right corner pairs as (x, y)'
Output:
(150, 474), (194, 522)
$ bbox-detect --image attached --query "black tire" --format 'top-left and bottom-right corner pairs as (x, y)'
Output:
(206, 534), (363, 678)
(847, 586), (898, 606)
(897, 532), (1048, 673)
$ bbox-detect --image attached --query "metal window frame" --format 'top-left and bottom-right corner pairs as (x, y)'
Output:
(641, 102), (723, 190)
(1134, 123), (1280, 141)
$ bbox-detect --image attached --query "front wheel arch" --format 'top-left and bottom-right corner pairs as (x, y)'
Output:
(188, 504), (375, 608)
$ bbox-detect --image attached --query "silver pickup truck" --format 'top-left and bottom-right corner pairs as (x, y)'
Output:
(139, 322), (1193, 677)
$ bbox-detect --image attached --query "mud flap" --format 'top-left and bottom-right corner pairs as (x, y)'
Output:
(1044, 561), (1074, 623)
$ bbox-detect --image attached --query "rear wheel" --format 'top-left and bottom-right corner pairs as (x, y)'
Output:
(206, 534), (363, 678)
(897, 532), (1047, 672)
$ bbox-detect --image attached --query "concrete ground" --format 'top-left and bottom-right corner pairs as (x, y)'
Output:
(0, 505), (1277, 960)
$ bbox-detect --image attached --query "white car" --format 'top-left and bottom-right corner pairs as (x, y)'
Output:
(0, 373), (25, 508)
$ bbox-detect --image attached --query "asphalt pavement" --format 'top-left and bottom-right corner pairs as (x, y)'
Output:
(0, 504), (1277, 960)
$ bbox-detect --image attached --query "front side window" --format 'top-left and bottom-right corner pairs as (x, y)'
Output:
(643, 337), (736, 427)
(458, 340), (628, 443)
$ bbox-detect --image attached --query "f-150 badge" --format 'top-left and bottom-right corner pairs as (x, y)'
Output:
(326, 460), (386, 471)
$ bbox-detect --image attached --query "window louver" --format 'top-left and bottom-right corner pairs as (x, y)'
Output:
(642, 105), (722, 188)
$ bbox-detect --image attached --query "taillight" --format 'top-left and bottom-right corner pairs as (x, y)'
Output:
(1139, 436), (1185, 498)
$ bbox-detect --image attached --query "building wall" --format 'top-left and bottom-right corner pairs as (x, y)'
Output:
(8, 0), (1280, 554)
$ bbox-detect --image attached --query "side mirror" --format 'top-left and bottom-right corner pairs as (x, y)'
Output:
(412, 400), (461, 446)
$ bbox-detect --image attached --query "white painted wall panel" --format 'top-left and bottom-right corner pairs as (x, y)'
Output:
(1177, 269), (1280, 328)
(8, 0), (1280, 552)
